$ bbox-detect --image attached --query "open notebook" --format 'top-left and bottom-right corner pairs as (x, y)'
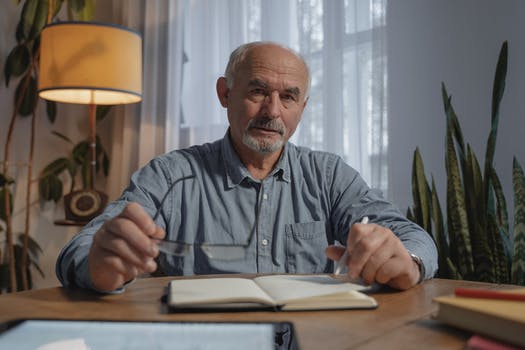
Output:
(167, 274), (378, 311)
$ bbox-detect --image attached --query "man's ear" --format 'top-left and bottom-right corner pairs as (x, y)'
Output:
(302, 96), (309, 110)
(216, 77), (229, 107)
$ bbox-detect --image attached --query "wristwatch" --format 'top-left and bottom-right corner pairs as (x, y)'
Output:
(408, 252), (425, 284)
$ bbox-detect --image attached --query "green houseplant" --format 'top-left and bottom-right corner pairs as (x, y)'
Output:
(407, 41), (525, 285)
(38, 114), (110, 207)
(1, 0), (96, 292)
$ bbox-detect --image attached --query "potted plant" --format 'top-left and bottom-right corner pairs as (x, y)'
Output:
(407, 41), (525, 285)
(1, 0), (96, 292)
(39, 113), (111, 223)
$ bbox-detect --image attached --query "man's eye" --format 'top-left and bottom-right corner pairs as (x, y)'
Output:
(281, 94), (297, 101)
(250, 88), (266, 95)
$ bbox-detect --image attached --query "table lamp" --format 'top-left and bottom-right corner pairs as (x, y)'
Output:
(38, 22), (142, 222)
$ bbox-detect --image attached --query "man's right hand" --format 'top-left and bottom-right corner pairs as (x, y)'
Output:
(88, 202), (165, 292)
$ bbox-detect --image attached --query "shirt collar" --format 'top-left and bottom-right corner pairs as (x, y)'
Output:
(221, 129), (291, 188)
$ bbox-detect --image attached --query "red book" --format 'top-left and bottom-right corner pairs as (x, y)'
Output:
(455, 288), (525, 302)
(466, 335), (521, 350)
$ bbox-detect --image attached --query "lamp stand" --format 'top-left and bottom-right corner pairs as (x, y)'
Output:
(89, 103), (97, 189)
(62, 103), (108, 223)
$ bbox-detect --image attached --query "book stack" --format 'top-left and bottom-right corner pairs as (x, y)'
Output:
(434, 288), (525, 349)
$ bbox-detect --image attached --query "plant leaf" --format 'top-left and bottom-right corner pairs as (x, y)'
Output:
(66, 159), (78, 192)
(411, 148), (432, 233)
(445, 112), (473, 278)
(72, 140), (90, 165)
(28, 0), (48, 40)
(12, 244), (24, 291)
(31, 34), (40, 55)
(462, 145), (494, 282)
(430, 176), (448, 269)
(52, 0), (65, 18)
(4, 44), (30, 87)
(16, 233), (44, 255)
(19, 0), (39, 41)
(490, 167), (509, 236)
(0, 173), (15, 186)
(445, 257), (462, 280)
(15, 75), (37, 116)
(40, 157), (70, 177)
(442, 83), (466, 162)
(470, 218), (494, 282)
(15, 17), (25, 43)
(484, 42), (507, 207)
(467, 146), (484, 216)
(491, 41), (508, 135)
(0, 187), (13, 221)
(30, 258), (45, 279)
(81, 155), (91, 189)
(487, 214), (506, 282)
(38, 175), (51, 201)
(46, 100), (57, 123)
(96, 105), (112, 121)
(11, 234), (45, 288)
(512, 157), (525, 285)
(68, 0), (85, 12)
(462, 145), (478, 224)
(102, 149), (110, 176)
(51, 131), (74, 144)
(94, 135), (110, 177)
(76, 0), (94, 21)
(0, 263), (9, 291)
(38, 174), (63, 202)
(406, 207), (415, 222)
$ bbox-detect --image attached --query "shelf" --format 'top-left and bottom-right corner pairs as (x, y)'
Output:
(54, 219), (89, 227)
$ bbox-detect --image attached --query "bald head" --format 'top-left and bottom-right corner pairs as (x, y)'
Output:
(224, 42), (310, 100)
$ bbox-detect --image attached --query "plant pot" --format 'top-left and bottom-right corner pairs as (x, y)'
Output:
(63, 189), (108, 223)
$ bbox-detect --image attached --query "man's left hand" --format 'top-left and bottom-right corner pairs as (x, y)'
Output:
(325, 221), (421, 290)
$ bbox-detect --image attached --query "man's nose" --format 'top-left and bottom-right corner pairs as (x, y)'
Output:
(262, 91), (282, 119)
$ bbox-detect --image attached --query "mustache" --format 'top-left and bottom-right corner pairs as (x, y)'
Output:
(247, 118), (285, 135)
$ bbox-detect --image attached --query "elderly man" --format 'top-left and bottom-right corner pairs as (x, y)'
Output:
(56, 41), (438, 293)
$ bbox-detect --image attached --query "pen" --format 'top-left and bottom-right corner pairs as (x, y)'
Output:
(455, 288), (525, 302)
(334, 216), (369, 275)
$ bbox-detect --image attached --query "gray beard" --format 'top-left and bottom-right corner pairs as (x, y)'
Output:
(242, 117), (286, 153)
(242, 132), (284, 153)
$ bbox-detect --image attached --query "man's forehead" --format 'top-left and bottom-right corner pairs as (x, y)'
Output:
(248, 78), (301, 95)
(239, 62), (307, 93)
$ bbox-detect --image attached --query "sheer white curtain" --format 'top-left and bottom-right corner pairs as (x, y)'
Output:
(107, 0), (388, 198)
(105, 0), (185, 199)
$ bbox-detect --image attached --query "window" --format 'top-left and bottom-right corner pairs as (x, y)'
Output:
(176, 0), (387, 192)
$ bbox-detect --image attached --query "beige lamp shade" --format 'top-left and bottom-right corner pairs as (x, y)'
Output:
(38, 22), (142, 105)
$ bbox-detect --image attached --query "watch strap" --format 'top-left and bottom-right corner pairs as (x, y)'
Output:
(408, 252), (425, 284)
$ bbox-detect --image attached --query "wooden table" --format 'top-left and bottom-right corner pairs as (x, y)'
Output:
(0, 277), (515, 349)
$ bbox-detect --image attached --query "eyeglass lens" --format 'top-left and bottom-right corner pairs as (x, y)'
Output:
(153, 175), (263, 260)
(156, 239), (248, 261)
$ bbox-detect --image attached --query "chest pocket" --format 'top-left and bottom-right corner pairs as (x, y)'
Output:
(284, 221), (329, 273)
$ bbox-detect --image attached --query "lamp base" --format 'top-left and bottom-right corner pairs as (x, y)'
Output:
(64, 189), (108, 222)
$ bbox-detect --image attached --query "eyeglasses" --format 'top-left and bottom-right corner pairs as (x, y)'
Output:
(152, 175), (261, 261)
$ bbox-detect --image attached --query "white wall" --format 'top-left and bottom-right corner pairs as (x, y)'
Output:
(387, 0), (525, 217)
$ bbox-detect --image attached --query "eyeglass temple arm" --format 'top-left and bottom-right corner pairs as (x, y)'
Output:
(152, 174), (196, 221)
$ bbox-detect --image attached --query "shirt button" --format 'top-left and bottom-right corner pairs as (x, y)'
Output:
(263, 193), (268, 200)
(261, 239), (269, 246)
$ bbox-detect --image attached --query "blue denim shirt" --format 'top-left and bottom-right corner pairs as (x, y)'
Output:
(56, 133), (438, 290)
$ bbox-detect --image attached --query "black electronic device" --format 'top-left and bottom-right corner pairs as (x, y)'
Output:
(0, 319), (299, 350)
